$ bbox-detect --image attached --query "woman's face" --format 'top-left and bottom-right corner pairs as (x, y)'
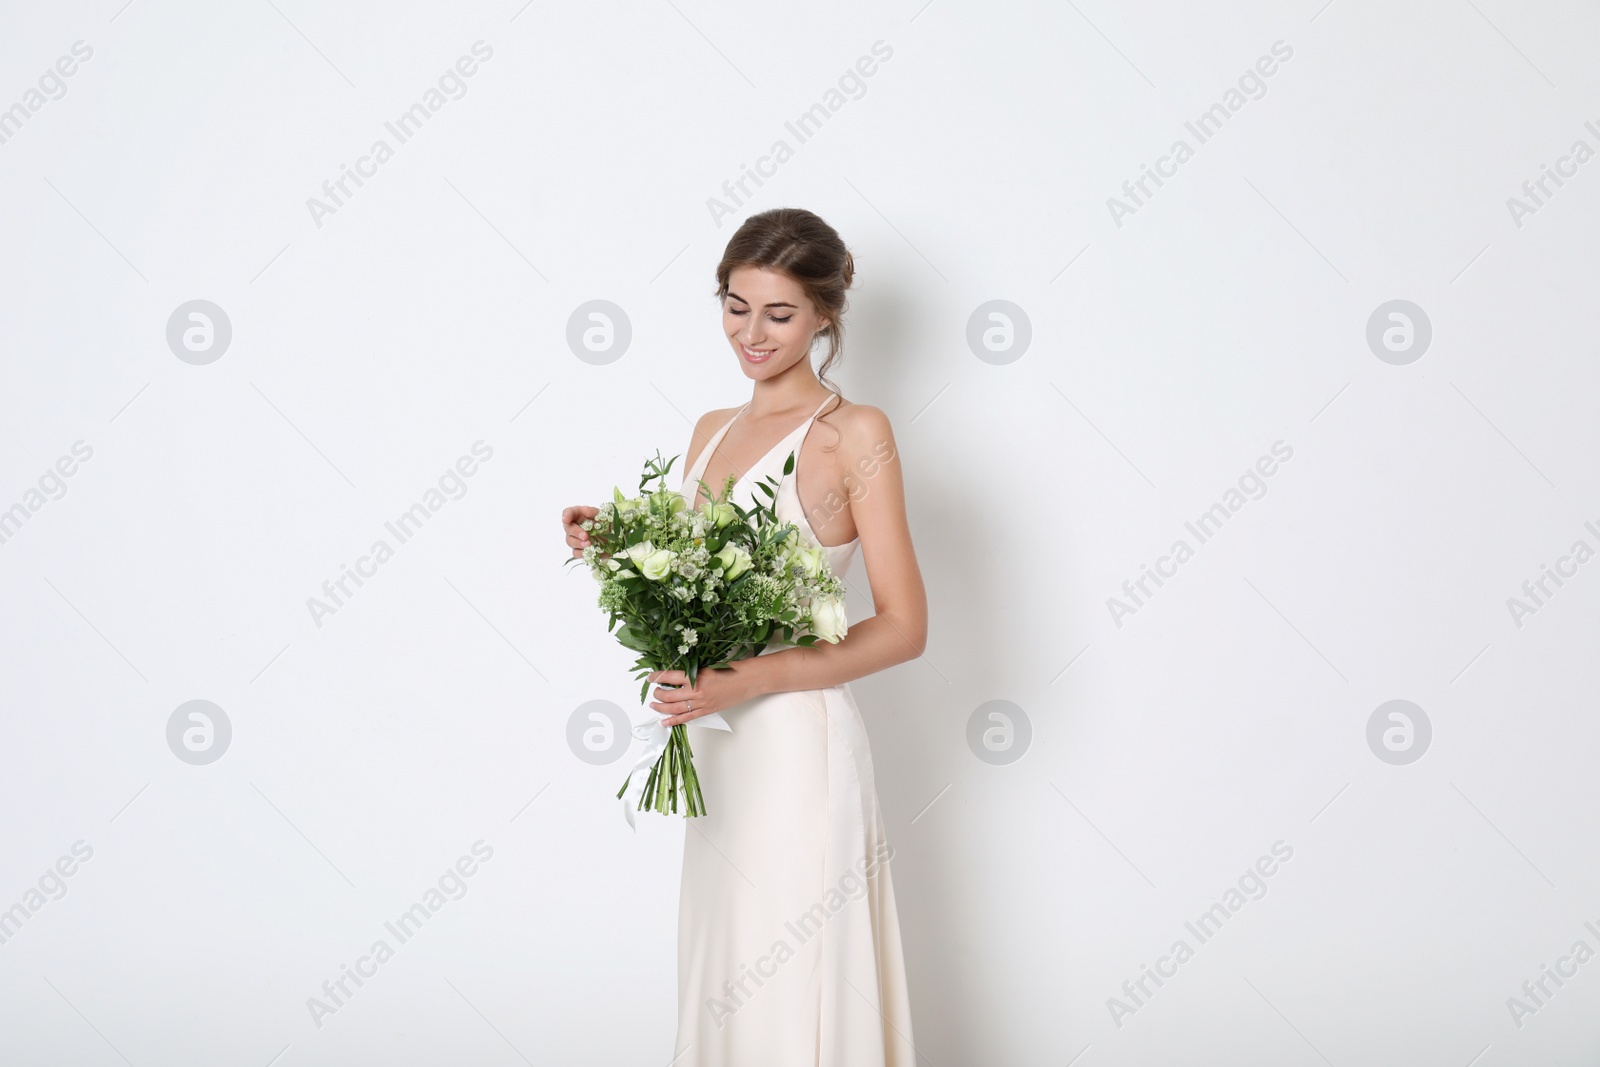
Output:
(721, 265), (828, 379)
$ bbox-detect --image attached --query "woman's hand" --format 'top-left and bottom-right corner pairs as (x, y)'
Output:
(562, 505), (598, 558)
(648, 661), (766, 727)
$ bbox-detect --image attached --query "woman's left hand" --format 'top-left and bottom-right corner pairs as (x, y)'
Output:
(648, 662), (763, 727)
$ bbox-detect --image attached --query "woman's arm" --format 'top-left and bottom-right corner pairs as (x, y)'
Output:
(747, 403), (927, 693)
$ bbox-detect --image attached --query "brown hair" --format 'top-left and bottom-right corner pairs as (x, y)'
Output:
(714, 207), (855, 398)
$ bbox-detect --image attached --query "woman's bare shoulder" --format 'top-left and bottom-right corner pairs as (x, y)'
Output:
(683, 405), (741, 474)
(833, 401), (896, 449)
(694, 404), (742, 430)
(690, 405), (742, 444)
(812, 399), (899, 478)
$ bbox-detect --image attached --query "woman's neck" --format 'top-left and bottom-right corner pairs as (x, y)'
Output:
(746, 364), (831, 419)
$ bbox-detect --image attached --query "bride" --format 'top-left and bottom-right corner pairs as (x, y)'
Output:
(563, 207), (925, 1065)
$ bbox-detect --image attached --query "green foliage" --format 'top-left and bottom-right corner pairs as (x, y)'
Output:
(569, 447), (850, 819)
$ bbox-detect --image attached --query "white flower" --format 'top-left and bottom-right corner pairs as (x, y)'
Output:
(715, 543), (753, 581)
(639, 548), (676, 581)
(626, 541), (676, 581)
(781, 537), (825, 581)
(647, 488), (687, 516)
(810, 596), (848, 642)
(702, 501), (737, 528)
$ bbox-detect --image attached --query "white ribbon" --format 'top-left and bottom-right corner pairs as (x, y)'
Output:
(620, 710), (731, 829)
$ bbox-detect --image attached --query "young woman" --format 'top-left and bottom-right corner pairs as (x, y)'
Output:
(562, 207), (925, 1065)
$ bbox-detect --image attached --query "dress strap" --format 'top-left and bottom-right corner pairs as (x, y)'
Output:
(687, 393), (838, 496)
(752, 393), (839, 486)
(685, 403), (749, 486)
(786, 393), (838, 479)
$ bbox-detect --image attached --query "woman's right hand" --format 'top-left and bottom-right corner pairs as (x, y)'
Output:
(562, 505), (598, 558)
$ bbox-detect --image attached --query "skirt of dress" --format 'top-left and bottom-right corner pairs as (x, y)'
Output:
(673, 676), (916, 1066)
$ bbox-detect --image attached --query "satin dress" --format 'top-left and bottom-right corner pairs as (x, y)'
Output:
(672, 395), (916, 1066)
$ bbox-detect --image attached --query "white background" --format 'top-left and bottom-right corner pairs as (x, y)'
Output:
(1, 1), (1598, 1064)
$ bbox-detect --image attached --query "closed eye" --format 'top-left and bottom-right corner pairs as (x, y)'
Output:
(728, 308), (792, 324)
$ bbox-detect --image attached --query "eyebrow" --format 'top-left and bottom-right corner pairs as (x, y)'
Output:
(727, 290), (797, 309)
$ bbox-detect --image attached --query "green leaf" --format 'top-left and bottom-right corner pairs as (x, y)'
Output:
(616, 624), (653, 652)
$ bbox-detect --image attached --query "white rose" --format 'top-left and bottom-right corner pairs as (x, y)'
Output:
(639, 547), (677, 581)
(787, 541), (825, 581)
(715, 543), (752, 581)
(625, 540), (677, 581)
(810, 596), (848, 642)
(650, 489), (687, 515)
(702, 501), (737, 528)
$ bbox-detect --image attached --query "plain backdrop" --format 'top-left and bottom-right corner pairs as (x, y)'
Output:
(2, 0), (1598, 1064)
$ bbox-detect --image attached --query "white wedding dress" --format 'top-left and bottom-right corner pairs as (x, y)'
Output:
(672, 395), (916, 1066)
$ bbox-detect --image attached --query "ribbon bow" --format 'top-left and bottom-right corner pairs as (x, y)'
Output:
(619, 710), (732, 829)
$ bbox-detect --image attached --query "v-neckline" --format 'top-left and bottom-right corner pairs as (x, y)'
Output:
(689, 397), (827, 506)
(687, 395), (861, 551)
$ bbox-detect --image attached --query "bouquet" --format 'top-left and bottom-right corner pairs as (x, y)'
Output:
(567, 449), (849, 825)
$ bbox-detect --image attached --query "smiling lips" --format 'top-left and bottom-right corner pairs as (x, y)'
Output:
(740, 343), (776, 363)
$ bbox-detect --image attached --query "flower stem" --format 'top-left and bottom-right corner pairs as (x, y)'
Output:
(621, 722), (709, 819)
